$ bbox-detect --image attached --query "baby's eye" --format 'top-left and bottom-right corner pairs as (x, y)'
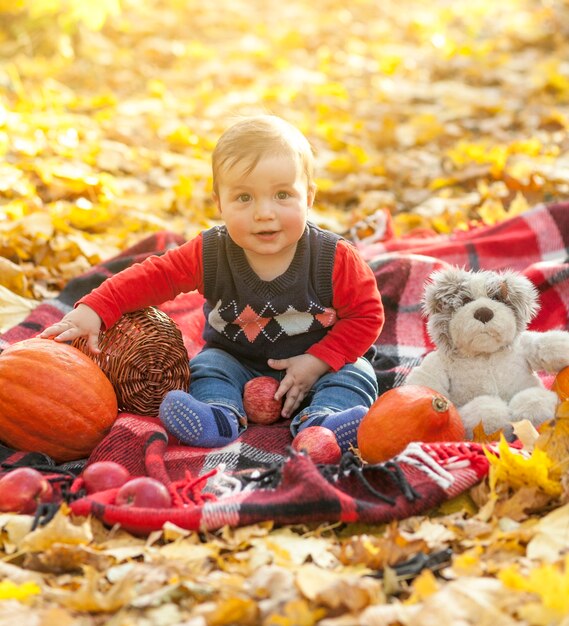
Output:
(276, 191), (290, 200)
(237, 193), (251, 202)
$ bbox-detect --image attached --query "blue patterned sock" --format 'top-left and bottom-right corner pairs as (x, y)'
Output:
(304, 406), (367, 453)
(159, 390), (240, 447)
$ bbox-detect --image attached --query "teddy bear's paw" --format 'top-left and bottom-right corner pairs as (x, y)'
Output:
(522, 330), (569, 372)
(459, 395), (511, 438)
(508, 387), (558, 427)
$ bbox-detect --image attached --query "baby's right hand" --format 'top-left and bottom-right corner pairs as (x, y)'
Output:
(39, 304), (103, 353)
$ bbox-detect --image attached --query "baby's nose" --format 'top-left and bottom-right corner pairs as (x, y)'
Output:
(255, 201), (274, 219)
(473, 306), (494, 324)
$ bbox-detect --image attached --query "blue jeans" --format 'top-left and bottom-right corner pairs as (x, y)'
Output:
(189, 348), (378, 435)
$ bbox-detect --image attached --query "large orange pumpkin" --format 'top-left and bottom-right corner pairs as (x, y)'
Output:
(0, 338), (118, 462)
(357, 385), (465, 464)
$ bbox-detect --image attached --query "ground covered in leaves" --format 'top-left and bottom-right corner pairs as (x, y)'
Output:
(1, 0), (569, 623)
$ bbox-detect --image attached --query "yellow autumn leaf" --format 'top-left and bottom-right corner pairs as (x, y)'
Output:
(540, 59), (569, 96)
(0, 0), (25, 12)
(66, 201), (114, 231)
(347, 144), (369, 165)
(406, 568), (440, 604)
(327, 155), (357, 174)
(499, 554), (569, 616)
(167, 126), (201, 147)
(478, 197), (507, 225)
(409, 113), (446, 146)
(447, 141), (509, 176)
(204, 596), (259, 626)
(265, 598), (326, 626)
(451, 546), (484, 577)
(508, 191), (531, 216)
(534, 414), (569, 475)
(173, 174), (194, 201)
(313, 82), (349, 100)
(32, 0), (121, 30)
(0, 580), (41, 602)
(484, 436), (562, 497)
(379, 55), (402, 75)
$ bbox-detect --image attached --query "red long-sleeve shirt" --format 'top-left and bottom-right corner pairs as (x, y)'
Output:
(80, 229), (384, 371)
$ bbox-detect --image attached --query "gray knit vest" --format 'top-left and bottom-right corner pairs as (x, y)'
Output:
(201, 222), (340, 368)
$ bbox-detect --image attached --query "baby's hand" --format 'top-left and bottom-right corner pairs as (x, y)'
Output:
(39, 304), (103, 353)
(268, 354), (330, 418)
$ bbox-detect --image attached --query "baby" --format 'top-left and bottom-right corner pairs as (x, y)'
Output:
(41, 115), (384, 452)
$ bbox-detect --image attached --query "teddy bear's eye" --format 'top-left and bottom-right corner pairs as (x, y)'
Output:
(490, 291), (506, 303)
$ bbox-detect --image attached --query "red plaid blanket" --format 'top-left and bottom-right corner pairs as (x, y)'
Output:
(1, 201), (567, 532)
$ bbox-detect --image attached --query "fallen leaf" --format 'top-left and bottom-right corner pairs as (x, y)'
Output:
(0, 284), (40, 332)
(535, 414), (569, 475)
(472, 421), (502, 443)
(264, 598), (327, 626)
(337, 523), (428, 570)
(44, 565), (134, 613)
(0, 579), (41, 601)
(526, 502), (569, 561)
(485, 437), (562, 497)
(296, 563), (383, 612)
(251, 528), (339, 568)
(493, 485), (553, 521)
(19, 507), (93, 552)
(511, 420), (540, 451)
(499, 554), (569, 623)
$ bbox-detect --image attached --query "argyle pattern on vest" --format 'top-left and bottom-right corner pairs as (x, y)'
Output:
(201, 223), (340, 365)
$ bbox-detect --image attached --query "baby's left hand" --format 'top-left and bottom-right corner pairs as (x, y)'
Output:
(268, 354), (330, 418)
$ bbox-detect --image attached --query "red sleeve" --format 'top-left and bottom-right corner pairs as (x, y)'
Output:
(78, 234), (204, 330)
(306, 239), (384, 371)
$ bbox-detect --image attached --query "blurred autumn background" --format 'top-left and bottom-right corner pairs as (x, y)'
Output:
(2, 0), (569, 329)
(2, 0), (569, 623)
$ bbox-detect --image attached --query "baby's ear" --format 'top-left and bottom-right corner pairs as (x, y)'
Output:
(212, 192), (222, 214)
(307, 184), (316, 208)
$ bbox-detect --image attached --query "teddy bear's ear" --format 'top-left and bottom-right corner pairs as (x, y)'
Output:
(422, 267), (469, 316)
(500, 271), (539, 324)
(423, 281), (443, 315)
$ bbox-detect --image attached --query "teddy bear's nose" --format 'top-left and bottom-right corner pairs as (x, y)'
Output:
(474, 306), (494, 324)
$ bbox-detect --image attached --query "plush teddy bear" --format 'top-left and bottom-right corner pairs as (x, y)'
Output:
(405, 266), (569, 437)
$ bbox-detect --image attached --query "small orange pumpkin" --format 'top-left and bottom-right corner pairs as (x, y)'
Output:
(0, 338), (118, 462)
(357, 385), (465, 464)
(552, 366), (569, 401)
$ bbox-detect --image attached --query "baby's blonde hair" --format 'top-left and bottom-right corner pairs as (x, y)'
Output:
(212, 115), (315, 195)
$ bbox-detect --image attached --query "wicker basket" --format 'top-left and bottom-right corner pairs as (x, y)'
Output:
(73, 307), (190, 416)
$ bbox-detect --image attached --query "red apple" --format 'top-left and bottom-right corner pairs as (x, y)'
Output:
(0, 467), (53, 514)
(82, 461), (131, 494)
(243, 377), (283, 424)
(115, 477), (172, 508)
(292, 426), (342, 464)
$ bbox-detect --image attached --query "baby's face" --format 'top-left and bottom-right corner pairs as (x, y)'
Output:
(214, 153), (315, 273)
